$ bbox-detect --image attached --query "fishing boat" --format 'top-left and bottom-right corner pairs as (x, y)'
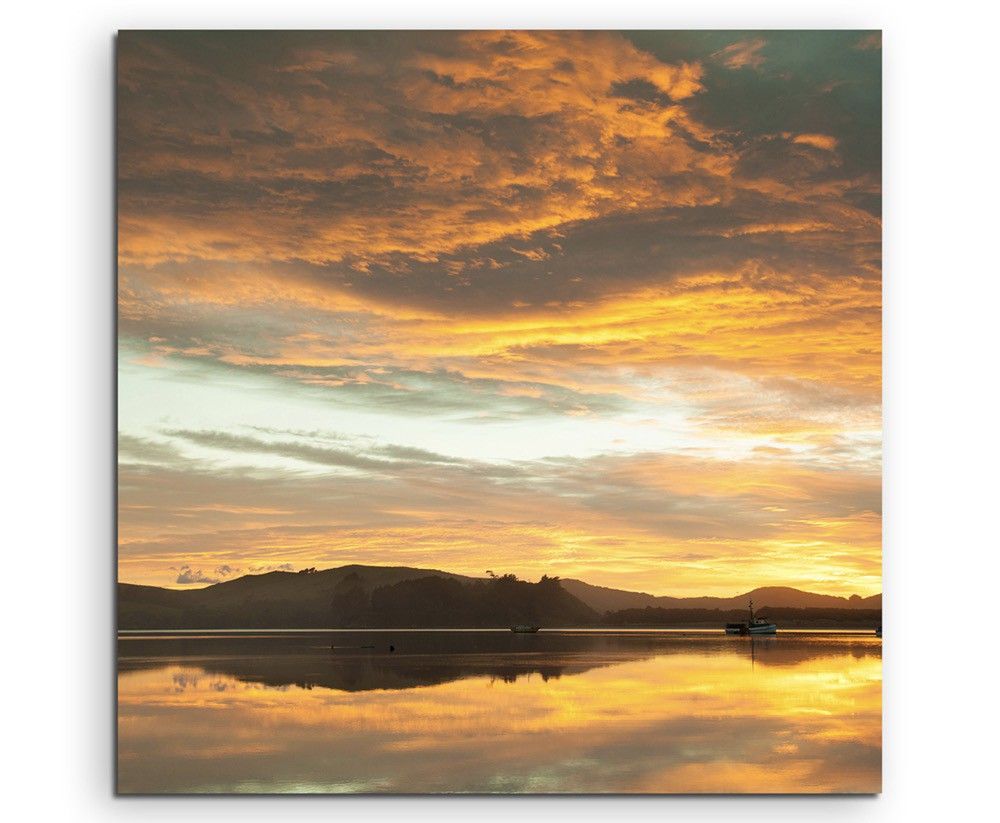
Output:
(724, 598), (777, 635)
(510, 624), (540, 633)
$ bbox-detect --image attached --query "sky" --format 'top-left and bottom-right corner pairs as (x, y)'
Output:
(117, 30), (881, 596)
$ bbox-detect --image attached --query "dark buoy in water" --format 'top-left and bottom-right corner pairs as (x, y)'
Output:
(389, 644), (395, 653)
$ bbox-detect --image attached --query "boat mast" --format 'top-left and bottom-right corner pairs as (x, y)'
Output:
(748, 597), (754, 623)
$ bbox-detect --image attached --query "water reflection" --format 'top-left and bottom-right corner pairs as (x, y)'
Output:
(117, 630), (881, 794)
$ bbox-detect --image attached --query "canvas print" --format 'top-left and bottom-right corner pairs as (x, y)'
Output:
(117, 30), (882, 794)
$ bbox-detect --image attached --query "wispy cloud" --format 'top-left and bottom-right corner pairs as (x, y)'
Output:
(712, 38), (767, 70)
(120, 434), (881, 597)
(175, 565), (219, 585)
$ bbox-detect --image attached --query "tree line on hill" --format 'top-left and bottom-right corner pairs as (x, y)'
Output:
(333, 572), (596, 627)
(118, 569), (881, 630)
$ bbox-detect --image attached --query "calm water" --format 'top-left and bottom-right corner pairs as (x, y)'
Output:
(117, 629), (881, 794)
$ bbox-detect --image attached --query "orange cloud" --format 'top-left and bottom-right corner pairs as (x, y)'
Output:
(118, 31), (721, 270)
(793, 133), (840, 151)
(116, 32), (881, 597)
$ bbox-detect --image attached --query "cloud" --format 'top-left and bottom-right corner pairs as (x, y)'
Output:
(119, 434), (186, 467)
(116, 32), (881, 598)
(249, 563), (295, 573)
(160, 428), (516, 476)
(116, 31), (879, 416)
(120, 435), (881, 597)
(170, 561), (291, 585)
(175, 565), (219, 585)
(712, 39), (767, 70)
(792, 133), (839, 151)
(117, 31), (713, 270)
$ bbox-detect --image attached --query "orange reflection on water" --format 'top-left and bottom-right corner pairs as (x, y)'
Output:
(118, 638), (881, 794)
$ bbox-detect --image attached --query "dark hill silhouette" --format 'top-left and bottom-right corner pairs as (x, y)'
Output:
(335, 573), (596, 628)
(561, 579), (881, 613)
(119, 567), (596, 629)
(119, 564), (477, 628)
(118, 564), (882, 629)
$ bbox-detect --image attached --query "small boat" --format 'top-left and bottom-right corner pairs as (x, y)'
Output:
(510, 624), (540, 633)
(875, 625), (882, 637)
(747, 616), (778, 635)
(724, 597), (777, 635)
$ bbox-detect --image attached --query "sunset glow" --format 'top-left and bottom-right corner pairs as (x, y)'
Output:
(117, 31), (881, 596)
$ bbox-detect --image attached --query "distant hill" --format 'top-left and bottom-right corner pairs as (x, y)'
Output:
(603, 606), (882, 629)
(118, 564), (881, 629)
(119, 564), (455, 628)
(118, 565), (597, 629)
(561, 579), (881, 614)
